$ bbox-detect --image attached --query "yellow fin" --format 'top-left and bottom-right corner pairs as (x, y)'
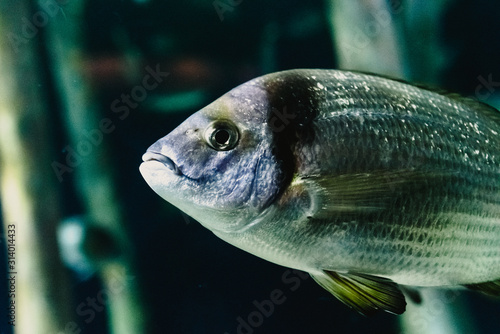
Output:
(465, 279), (500, 296)
(310, 270), (406, 315)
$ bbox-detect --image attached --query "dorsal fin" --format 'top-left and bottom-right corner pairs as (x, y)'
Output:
(443, 93), (500, 124)
(348, 69), (500, 124)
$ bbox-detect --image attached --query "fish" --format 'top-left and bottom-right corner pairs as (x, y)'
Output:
(139, 69), (500, 315)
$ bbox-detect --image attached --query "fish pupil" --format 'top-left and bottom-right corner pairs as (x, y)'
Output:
(214, 129), (230, 145)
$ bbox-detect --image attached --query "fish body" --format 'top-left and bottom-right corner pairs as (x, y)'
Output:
(140, 69), (500, 314)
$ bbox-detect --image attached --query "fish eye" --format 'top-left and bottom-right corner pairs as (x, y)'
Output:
(204, 120), (239, 151)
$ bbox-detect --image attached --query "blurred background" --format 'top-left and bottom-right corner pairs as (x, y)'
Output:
(0, 0), (499, 333)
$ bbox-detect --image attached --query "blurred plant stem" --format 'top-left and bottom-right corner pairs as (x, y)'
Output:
(327, 0), (451, 84)
(327, 0), (407, 78)
(0, 0), (73, 333)
(44, 0), (148, 333)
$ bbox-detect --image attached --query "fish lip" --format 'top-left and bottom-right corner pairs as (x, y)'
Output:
(142, 151), (182, 175)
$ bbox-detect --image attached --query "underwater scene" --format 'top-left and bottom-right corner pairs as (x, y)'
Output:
(0, 1), (499, 333)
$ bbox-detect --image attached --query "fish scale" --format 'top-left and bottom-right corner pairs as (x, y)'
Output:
(141, 69), (500, 315)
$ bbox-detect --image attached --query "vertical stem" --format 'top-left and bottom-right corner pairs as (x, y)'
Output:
(327, 0), (406, 78)
(0, 0), (73, 333)
(44, 1), (147, 333)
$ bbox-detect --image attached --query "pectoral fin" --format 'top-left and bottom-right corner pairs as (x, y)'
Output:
(304, 169), (452, 216)
(465, 279), (500, 296)
(310, 270), (406, 315)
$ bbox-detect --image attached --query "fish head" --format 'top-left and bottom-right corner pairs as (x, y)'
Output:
(140, 80), (288, 233)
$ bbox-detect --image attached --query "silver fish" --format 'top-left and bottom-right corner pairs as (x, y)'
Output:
(140, 69), (500, 315)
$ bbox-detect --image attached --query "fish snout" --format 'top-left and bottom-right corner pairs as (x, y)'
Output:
(142, 151), (182, 175)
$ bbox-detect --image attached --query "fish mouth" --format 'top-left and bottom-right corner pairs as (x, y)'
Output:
(142, 151), (182, 175)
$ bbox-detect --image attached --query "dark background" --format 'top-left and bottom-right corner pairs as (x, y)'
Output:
(1, 0), (500, 333)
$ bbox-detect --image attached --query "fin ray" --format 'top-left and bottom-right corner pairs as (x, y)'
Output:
(304, 169), (453, 216)
(310, 270), (406, 315)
